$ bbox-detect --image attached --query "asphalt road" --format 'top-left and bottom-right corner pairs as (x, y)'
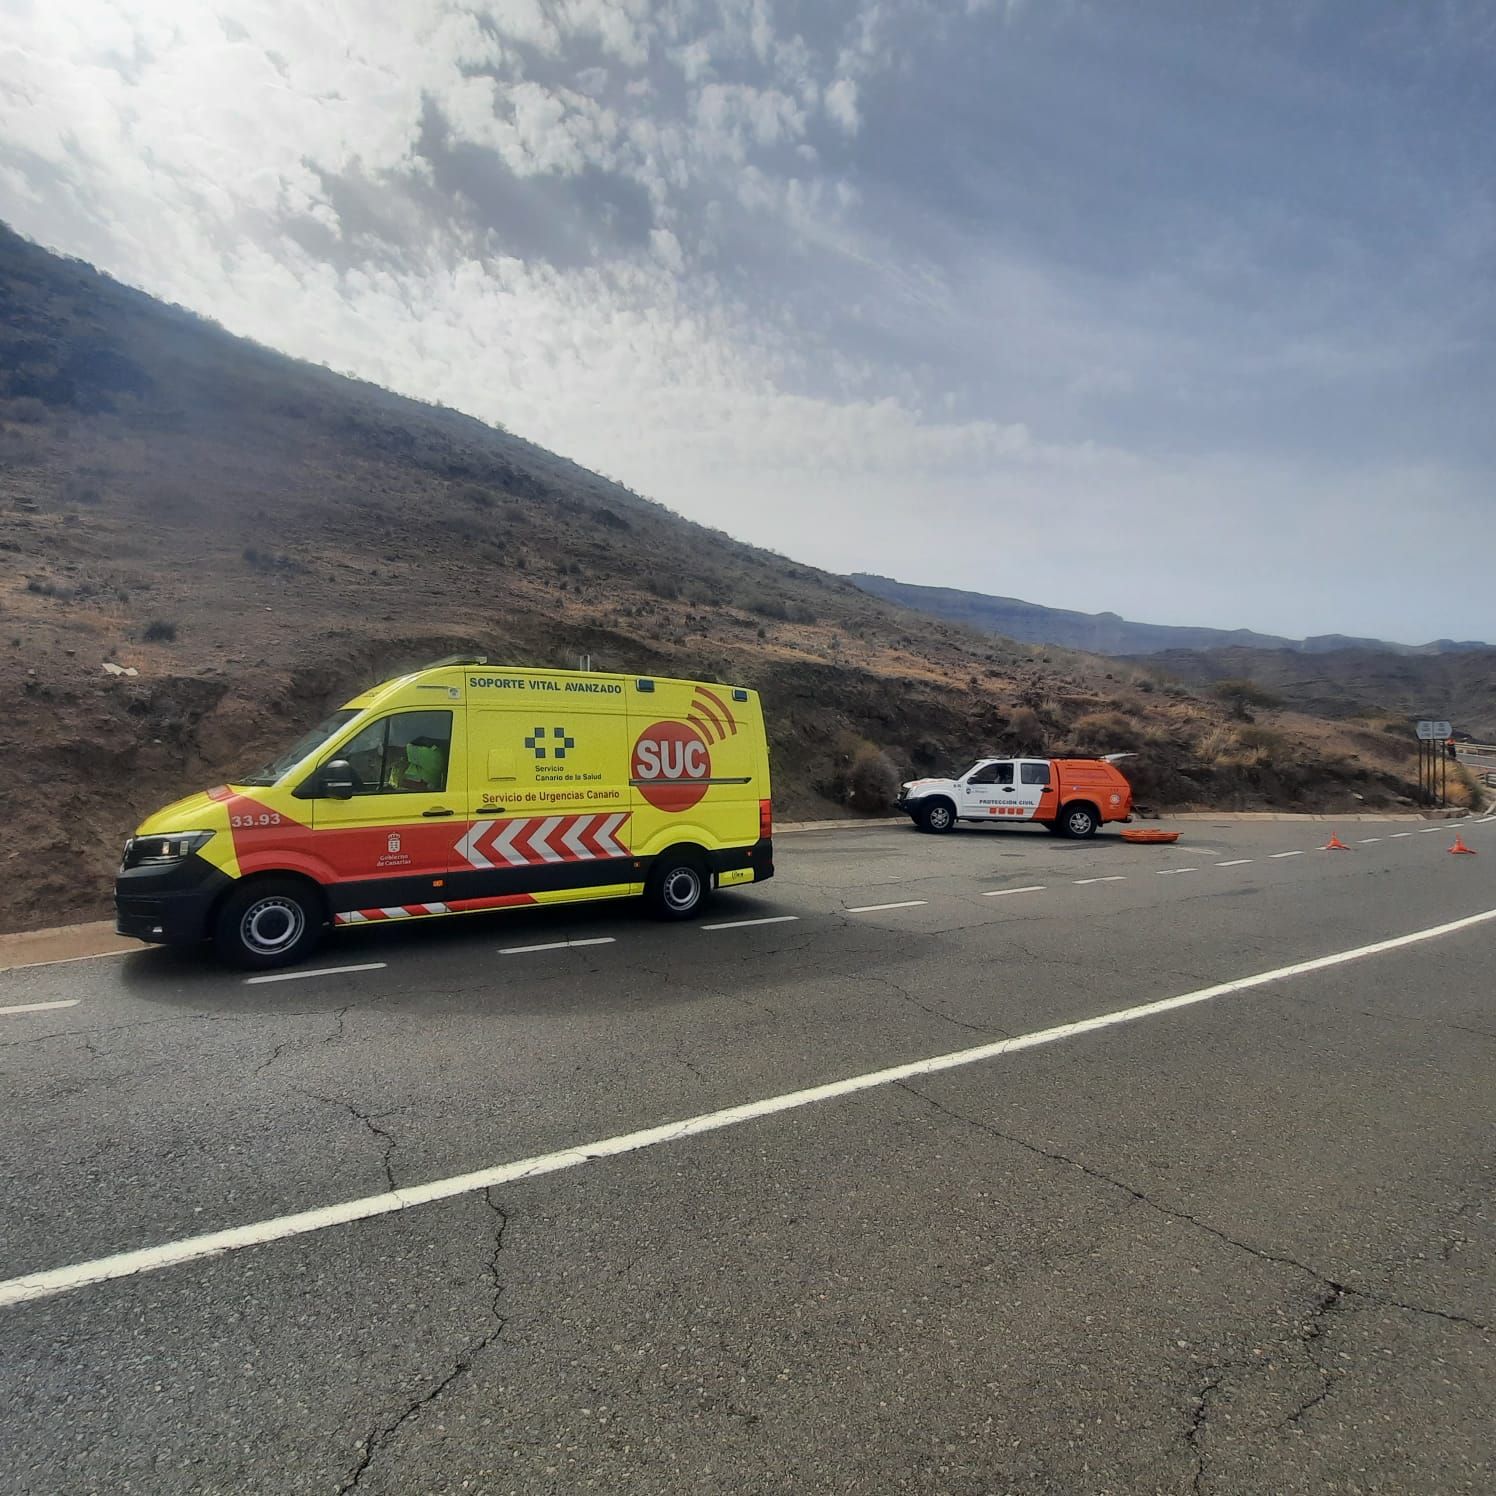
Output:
(2, 815), (1493, 1495)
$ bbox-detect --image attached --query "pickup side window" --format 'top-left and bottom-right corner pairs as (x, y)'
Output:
(1021, 762), (1051, 787)
(967, 762), (1014, 786)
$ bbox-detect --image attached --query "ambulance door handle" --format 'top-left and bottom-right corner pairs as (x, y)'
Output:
(422, 807), (455, 818)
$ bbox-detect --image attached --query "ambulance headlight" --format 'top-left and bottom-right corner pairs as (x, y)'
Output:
(122, 831), (215, 869)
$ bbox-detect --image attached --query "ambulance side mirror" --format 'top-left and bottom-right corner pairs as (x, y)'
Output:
(318, 760), (356, 800)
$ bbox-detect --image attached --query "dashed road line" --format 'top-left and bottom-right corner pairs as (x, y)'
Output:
(0, 999), (80, 1018)
(982, 885), (1046, 898)
(1215, 859), (1253, 867)
(1073, 876), (1126, 885)
(500, 938), (616, 956)
(1360, 837), (1382, 844)
(845, 901), (928, 914)
(8, 902), (1495, 1311)
(1389, 832), (1413, 839)
(701, 916), (800, 932)
(1158, 868), (1198, 876)
(244, 962), (388, 985)
(1270, 851), (1305, 859)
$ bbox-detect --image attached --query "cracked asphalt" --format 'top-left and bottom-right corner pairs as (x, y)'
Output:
(1, 819), (1492, 1493)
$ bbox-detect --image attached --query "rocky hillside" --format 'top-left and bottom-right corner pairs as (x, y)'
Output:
(851, 574), (1488, 658)
(0, 223), (1445, 932)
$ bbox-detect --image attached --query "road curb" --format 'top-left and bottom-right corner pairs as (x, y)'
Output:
(0, 921), (136, 973)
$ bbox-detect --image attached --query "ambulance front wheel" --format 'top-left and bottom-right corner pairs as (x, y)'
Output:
(214, 877), (325, 969)
(646, 852), (711, 921)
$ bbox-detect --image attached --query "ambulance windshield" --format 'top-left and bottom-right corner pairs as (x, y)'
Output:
(239, 710), (360, 786)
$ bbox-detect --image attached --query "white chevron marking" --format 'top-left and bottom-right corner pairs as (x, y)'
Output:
(561, 818), (591, 859)
(596, 812), (629, 857)
(455, 820), (495, 869)
(530, 816), (566, 863)
(490, 819), (529, 866)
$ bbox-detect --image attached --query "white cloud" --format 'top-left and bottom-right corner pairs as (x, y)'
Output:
(824, 77), (859, 134)
(0, 0), (1491, 642)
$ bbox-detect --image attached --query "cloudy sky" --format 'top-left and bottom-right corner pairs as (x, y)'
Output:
(2, 1), (1492, 643)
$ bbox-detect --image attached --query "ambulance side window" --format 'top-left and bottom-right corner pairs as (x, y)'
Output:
(337, 712), (452, 795)
(340, 721), (390, 794)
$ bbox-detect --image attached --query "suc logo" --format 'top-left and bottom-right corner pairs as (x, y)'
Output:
(632, 721), (710, 811)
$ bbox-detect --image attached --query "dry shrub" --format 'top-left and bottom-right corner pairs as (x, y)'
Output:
(1007, 706), (1044, 754)
(1071, 711), (1140, 752)
(847, 744), (902, 812)
(1235, 724), (1288, 754)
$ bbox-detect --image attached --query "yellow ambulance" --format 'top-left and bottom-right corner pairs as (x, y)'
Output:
(114, 659), (774, 968)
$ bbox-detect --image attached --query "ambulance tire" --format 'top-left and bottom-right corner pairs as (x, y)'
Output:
(214, 876), (325, 970)
(645, 851), (712, 921)
(917, 799), (956, 834)
(1060, 803), (1099, 839)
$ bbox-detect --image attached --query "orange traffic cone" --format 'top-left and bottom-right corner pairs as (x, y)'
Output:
(1323, 832), (1351, 851)
(1450, 835), (1476, 855)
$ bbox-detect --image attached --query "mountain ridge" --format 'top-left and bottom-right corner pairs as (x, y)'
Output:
(849, 574), (1489, 659)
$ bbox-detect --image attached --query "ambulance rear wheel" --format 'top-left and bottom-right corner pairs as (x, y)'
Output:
(646, 853), (710, 921)
(215, 877), (324, 969)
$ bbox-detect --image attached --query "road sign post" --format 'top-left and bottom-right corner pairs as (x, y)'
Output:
(1415, 721), (1454, 807)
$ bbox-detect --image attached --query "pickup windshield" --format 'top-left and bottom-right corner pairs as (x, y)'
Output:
(237, 710), (359, 786)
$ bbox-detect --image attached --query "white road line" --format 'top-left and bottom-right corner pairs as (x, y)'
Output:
(1359, 837), (1383, 844)
(701, 916), (800, 931)
(1214, 859), (1253, 868)
(7, 902), (1496, 1311)
(1073, 876), (1126, 886)
(982, 885), (1046, 897)
(1390, 832), (1413, 839)
(845, 901), (928, 914)
(499, 938), (616, 956)
(0, 999), (80, 1018)
(1418, 828), (1445, 834)
(1270, 851), (1305, 859)
(244, 963), (388, 986)
(1157, 868), (1198, 876)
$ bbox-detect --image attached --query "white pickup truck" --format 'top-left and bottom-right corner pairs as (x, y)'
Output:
(896, 755), (1134, 838)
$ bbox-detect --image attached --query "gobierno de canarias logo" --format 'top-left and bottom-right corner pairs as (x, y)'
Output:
(631, 687), (739, 812)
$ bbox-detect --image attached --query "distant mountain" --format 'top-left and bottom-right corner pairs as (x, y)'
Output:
(849, 575), (1489, 659)
(1127, 645), (1496, 742)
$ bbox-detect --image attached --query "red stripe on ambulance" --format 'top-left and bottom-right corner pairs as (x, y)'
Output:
(334, 892), (539, 925)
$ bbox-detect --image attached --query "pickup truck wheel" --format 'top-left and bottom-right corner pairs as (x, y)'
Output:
(1061, 804), (1099, 839)
(214, 878), (324, 970)
(917, 799), (956, 833)
(646, 852), (711, 920)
